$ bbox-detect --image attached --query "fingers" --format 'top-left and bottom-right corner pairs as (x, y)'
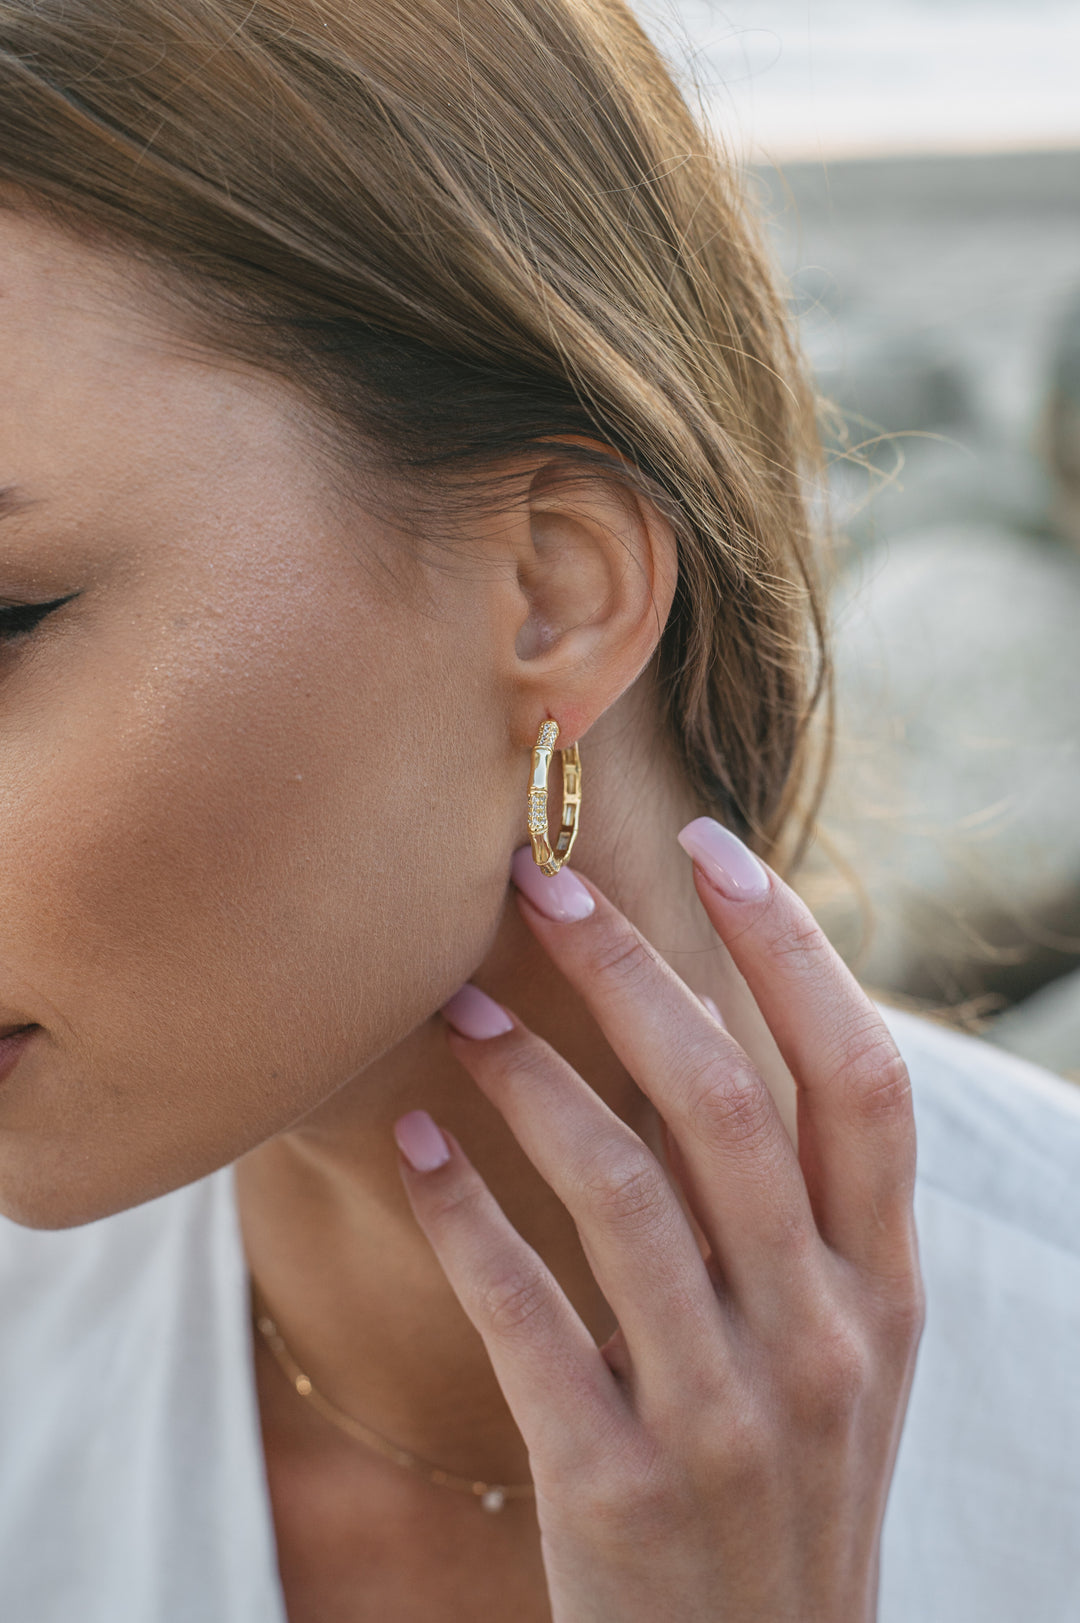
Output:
(392, 1110), (625, 1467)
(509, 849), (824, 1319)
(437, 988), (730, 1383)
(510, 832), (916, 1281)
(674, 818), (917, 1275)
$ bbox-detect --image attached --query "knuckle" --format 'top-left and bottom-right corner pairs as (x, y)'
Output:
(568, 1445), (687, 1543)
(878, 1272), (927, 1349)
(577, 1468), (664, 1531)
(796, 1318), (872, 1428)
(421, 1170), (487, 1228)
(479, 1267), (553, 1340)
(494, 1035), (555, 1091)
(685, 1061), (775, 1151)
(586, 924), (658, 995)
(579, 1149), (671, 1233)
(719, 1403), (773, 1487)
(849, 1045), (913, 1126)
(765, 903), (830, 977)
(678, 1398), (777, 1502)
(640, 1356), (729, 1435)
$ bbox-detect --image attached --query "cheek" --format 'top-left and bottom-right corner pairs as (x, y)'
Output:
(0, 588), (504, 1225)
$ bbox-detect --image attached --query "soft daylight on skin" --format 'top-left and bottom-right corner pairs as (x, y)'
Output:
(0, 208), (498, 1222)
(0, 203), (732, 1229)
(2, 0), (1078, 1614)
(0, 198), (925, 1622)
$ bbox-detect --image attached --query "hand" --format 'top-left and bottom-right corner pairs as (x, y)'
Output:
(393, 819), (924, 1623)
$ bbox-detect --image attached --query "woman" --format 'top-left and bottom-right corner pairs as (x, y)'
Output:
(0, 2), (1076, 1619)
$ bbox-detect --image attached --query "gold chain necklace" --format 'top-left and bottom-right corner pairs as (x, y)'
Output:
(250, 1285), (535, 1514)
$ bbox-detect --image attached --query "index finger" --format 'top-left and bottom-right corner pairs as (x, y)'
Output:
(675, 817), (917, 1276)
(507, 846), (822, 1320)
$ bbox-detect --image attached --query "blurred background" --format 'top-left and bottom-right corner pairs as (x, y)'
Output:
(637, 1), (1080, 1079)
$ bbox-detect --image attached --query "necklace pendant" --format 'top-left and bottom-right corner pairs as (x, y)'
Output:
(480, 1486), (506, 1513)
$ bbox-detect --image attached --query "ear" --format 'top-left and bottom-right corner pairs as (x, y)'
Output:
(496, 446), (680, 747)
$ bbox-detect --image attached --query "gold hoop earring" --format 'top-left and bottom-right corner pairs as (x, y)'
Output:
(527, 719), (581, 876)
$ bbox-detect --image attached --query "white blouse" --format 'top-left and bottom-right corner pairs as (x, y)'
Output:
(1, 1002), (1078, 1622)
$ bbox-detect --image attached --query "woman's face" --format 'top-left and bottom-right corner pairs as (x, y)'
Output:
(0, 209), (526, 1227)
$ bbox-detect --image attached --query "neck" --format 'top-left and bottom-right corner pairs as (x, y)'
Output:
(235, 697), (797, 1491)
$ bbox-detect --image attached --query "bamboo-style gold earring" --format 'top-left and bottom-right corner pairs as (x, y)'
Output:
(527, 719), (582, 876)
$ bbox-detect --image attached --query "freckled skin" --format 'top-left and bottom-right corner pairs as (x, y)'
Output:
(0, 208), (516, 1225)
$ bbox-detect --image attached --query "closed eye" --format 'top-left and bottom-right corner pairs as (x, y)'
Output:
(0, 592), (80, 642)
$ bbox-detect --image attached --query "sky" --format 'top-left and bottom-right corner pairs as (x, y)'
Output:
(634, 1), (1080, 161)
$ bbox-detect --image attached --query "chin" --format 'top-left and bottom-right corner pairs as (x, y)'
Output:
(0, 1135), (209, 1232)
(0, 1168), (131, 1231)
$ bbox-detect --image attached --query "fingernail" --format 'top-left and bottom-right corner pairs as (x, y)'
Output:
(393, 1109), (451, 1172)
(700, 993), (727, 1028)
(441, 984), (514, 1040)
(511, 845), (595, 922)
(677, 817), (771, 901)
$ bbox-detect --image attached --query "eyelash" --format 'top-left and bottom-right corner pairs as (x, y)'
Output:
(0, 593), (79, 642)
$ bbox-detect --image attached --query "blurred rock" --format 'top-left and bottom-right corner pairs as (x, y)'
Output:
(828, 437), (1054, 561)
(801, 523), (1080, 1003)
(983, 967), (1080, 1082)
(812, 326), (973, 441)
(1046, 285), (1080, 550)
(761, 149), (1080, 557)
(756, 150), (1080, 1016)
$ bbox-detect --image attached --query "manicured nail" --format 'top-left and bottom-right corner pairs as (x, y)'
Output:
(677, 817), (771, 901)
(393, 1109), (451, 1172)
(700, 993), (727, 1028)
(441, 984), (514, 1040)
(511, 845), (596, 922)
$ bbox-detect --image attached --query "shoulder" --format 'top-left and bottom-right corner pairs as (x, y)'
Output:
(0, 1166), (282, 1622)
(875, 997), (1080, 1256)
(870, 999), (1078, 1610)
(0, 1162), (238, 1331)
(0, 1166), (241, 1452)
(0, 1167), (248, 1434)
(873, 1001), (1080, 1621)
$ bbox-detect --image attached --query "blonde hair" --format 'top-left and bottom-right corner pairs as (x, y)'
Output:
(0, 0), (832, 870)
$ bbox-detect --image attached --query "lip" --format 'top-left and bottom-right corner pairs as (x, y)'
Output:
(0, 1025), (39, 1086)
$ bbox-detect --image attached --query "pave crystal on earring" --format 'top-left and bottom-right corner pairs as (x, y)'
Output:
(527, 787), (549, 835)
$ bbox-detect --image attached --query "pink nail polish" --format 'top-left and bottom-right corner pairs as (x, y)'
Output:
(441, 984), (514, 1040)
(677, 818), (770, 902)
(510, 845), (595, 922)
(393, 1109), (451, 1172)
